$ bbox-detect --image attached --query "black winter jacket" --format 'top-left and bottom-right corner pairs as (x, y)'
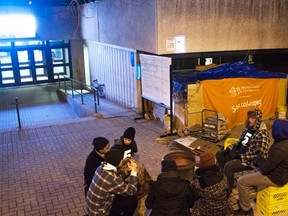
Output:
(83, 150), (104, 195)
(111, 136), (138, 158)
(255, 119), (288, 186)
(145, 171), (194, 216)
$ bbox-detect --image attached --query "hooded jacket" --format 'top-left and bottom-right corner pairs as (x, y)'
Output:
(145, 171), (194, 216)
(229, 109), (270, 165)
(255, 119), (288, 186)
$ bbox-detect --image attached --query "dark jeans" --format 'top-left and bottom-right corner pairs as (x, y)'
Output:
(109, 195), (138, 216)
(216, 149), (253, 196)
(215, 148), (238, 171)
(84, 185), (89, 197)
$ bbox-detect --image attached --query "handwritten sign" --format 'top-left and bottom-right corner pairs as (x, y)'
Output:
(140, 54), (171, 108)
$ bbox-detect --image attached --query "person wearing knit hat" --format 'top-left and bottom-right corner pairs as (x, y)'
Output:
(83, 137), (110, 196)
(145, 158), (194, 216)
(111, 127), (152, 199)
(123, 127), (136, 141)
(104, 149), (123, 167)
(190, 151), (232, 216)
(112, 127), (138, 159)
(86, 148), (138, 216)
(161, 159), (177, 172)
(199, 152), (215, 168)
(92, 137), (110, 151)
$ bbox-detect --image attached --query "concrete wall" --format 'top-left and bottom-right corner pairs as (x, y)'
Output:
(35, 6), (80, 40)
(81, 0), (288, 55)
(70, 40), (85, 82)
(157, 0), (288, 54)
(81, 0), (157, 53)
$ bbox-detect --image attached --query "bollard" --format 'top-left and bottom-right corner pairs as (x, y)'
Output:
(10, 97), (23, 128)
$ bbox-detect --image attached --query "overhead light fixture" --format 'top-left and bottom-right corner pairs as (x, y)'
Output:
(29, 1), (32, 5)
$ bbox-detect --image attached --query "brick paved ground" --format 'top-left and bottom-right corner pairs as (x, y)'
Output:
(0, 84), (174, 216)
(0, 115), (174, 216)
(0, 84), (79, 131)
(0, 84), (267, 216)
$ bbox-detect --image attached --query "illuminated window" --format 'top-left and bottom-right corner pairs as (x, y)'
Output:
(205, 58), (213, 65)
(0, 14), (36, 39)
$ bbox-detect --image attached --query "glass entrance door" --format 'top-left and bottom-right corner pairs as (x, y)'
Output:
(17, 49), (49, 84)
(34, 49), (48, 81)
(18, 50), (33, 83)
(0, 51), (14, 85)
(51, 47), (71, 79)
(0, 40), (72, 87)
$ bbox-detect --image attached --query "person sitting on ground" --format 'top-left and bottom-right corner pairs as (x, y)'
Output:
(86, 149), (138, 216)
(145, 159), (194, 216)
(190, 152), (233, 216)
(235, 119), (288, 216)
(83, 137), (110, 196)
(112, 127), (138, 159)
(111, 126), (152, 198)
(215, 109), (270, 196)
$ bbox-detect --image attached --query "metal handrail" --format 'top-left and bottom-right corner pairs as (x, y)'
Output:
(58, 75), (99, 113)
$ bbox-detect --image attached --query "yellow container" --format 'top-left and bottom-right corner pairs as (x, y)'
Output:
(256, 202), (288, 216)
(278, 105), (287, 120)
(262, 184), (288, 193)
(278, 105), (287, 113)
(256, 184), (288, 208)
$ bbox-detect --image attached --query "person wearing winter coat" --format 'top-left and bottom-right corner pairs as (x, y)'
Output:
(235, 119), (288, 215)
(145, 159), (194, 216)
(111, 127), (138, 159)
(83, 137), (110, 196)
(86, 149), (138, 216)
(112, 127), (152, 198)
(191, 152), (233, 216)
(215, 109), (270, 195)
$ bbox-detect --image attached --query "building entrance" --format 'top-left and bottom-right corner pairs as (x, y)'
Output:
(0, 40), (72, 87)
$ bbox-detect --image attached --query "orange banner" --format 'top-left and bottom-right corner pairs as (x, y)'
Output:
(202, 78), (279, 129)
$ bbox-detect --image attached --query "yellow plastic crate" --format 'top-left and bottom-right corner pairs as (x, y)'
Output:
(256, 202), (288, 216)
(257, 192), (288, 210)
(264, 184), (288, 193)
(257, 184), (288, 206)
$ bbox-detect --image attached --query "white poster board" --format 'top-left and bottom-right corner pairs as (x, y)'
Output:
(140, 54), (171, 108)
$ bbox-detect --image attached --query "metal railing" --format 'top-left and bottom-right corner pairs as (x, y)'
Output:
(58, 75), (99, 113)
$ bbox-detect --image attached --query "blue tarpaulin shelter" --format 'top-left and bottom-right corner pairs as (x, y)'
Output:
(197, 61), (287, 80)
(172, 60), (287, 101)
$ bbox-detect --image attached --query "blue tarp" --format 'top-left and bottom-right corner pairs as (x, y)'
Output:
(172, 69), (199, 84)
(197, 61), (287, 80)
(172, 61), (287, 100)
(172, 69), (199, 100)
